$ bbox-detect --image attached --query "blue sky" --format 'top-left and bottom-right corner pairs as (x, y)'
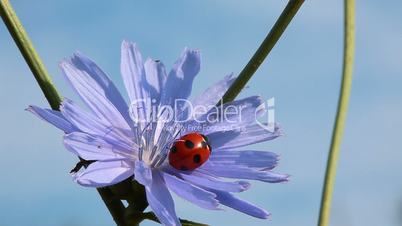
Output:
(0, 1), (401, 226)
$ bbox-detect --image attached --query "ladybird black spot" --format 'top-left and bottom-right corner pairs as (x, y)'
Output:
(193, 154), (201, 163)
(201, 141), (207, 148)
(180, 166), (189, 171)
(184, 140), (194, 149)
(170, 146), (177, 153)
(207, 144), (212, 152)
(201, 134), (209, 143)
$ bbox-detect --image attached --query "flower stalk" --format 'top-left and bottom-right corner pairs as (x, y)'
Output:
(221, 0), (305, 103)
(0, 1), (127, 225)
(317, 0), (355, 225)
(133, 212), (209, 226)
(0, 0), (62, 110)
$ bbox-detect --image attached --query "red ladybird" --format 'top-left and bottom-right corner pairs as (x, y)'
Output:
(168, 132), (211, 171)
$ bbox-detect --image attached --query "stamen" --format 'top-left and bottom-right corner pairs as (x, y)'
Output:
(148, 145), (158, 162)
(138, 145), (144, 161)
(155, 151), (168, 167)
(150, 154), (161, 168)
(134, 107), (186, 168)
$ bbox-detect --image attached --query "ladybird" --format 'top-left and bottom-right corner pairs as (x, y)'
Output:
(168, 132), (211, 171)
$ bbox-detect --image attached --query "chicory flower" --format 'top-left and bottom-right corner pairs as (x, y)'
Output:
(28, 41), (288, 226)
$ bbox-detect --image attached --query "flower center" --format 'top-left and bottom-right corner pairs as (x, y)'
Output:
(135, 117), (183, 168)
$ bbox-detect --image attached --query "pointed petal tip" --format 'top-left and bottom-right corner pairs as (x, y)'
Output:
(144, 57), (163, 66)
(58, 59), (68, 67)
(262, 211), (272, 220)
(278, 129), (286, 137)
(267, 173), (290, 184)
(238, 181), (252, 191)
(212, 190), (272, 220)
(25, 105), (34, 112)
(275, 173), (290, 183)
(282, 174), (291, 183)
(227, 72), (234, 78)
(121, 40), (138, 49)
(207, 197), (221, 211)
(222, 73), (236, 83)
(249, 207), (270, 219)
(180, 47), (201, 58)
(185, 48), (201, 56)
(71, 51), (87, 61)
(252, 206), (271, 220)
(212, 204), (224, 211)
(26, 105), (43, 116)
(58, 59), (75, 74)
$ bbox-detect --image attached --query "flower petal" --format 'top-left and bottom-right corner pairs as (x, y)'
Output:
(210, 189), (270, 219)
(27, 105), (76, 133)
(190, 74), (235, 114)
(162, 172), (220, 210)
(134, 160), (153, 186)
(200, 161), (288, 183)
(175, 170), (250, 193)
(208, 124), (282, 150)
(199, 95), (265, 131)
(184, 95), (266, 135)
(145, 171), (181, 226)
(63, 132), (132, 161)
(120, 41), (148, 125)
(60, 54), (131, 131)
(210, 150), (279, 170)
(161, 48), (200, 107)
(60, 99), (133, 148)
(73, 160), (133, 187)
(143, 58), (167, 104)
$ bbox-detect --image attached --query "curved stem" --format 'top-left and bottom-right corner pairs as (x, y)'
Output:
(317, 0), (355, 226)
(220, 0), (305, 104)
(0, 1), (127, 225)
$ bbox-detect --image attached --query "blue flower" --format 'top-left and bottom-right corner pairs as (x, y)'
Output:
(28, 41), (288, 226)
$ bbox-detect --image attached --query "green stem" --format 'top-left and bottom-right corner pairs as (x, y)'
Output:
(0, 0), (61, 110)
(221, 0), (305, 104)
(0, 1), (127, 225)
(317, 0), (355, 226)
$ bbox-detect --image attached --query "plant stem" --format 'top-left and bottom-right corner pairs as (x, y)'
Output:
(98, 187), (127, 226)
(0, 1), (127, 225)
(317, 0), (355, 226)
(140, 212), (209, 226)
(220, 0), (305, 104)
(0, 0), (61, 110)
